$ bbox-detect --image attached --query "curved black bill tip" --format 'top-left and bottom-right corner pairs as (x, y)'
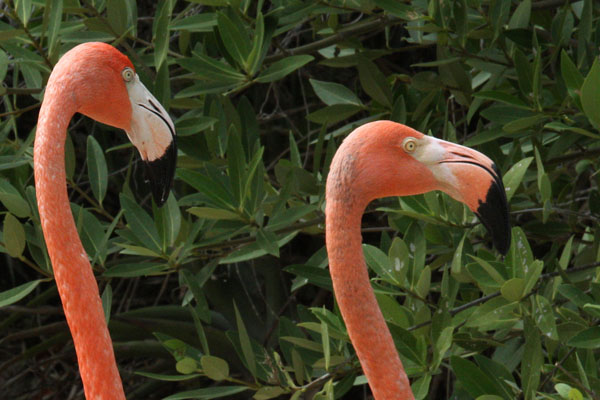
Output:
(143, 139), (177, 207)
(474, 163), (511, 255)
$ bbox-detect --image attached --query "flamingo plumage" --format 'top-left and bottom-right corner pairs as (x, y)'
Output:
(325, 121), (510, 399)
(34, 42), (176, 399)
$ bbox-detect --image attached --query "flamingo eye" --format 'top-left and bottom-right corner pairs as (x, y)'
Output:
(122, 67), (134, 82)
(403, 138), (417, 153)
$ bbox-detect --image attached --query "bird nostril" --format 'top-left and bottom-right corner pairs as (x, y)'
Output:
(449, 150), (473, 159)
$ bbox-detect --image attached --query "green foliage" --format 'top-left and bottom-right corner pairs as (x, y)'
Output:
(1, 1), (600, 399)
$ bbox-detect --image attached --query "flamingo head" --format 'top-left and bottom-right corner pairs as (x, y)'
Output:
(50, 42), (176, 206)
(327, 121), (511, 254)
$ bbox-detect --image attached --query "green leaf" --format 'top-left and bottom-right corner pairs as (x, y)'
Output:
(254, 387), (286, 400)
(500, 278), (524, 301)
(0, 49), (8, 82)
(412, 375), (433, 399)
(240, 146), (264, 210)
(44, 0), (63, 58)
(451, 234), (469, 282)
(201, 355), (229, 381)
(503, 114), (546, 133)
(0, 180), (30, 218)
(507, 227), (534, 279)
(451, 356), (501, 397)
(221, 231), (298, 264)
(103, 262), (167, 278)
(513, 48), (532, 96)
(176, 357), (198, 374)
(233, 301), (256, 377)
(285, 264), (332, 290)
(544, 122), (600, 139)
(178, 55), (246, 83)
(412, 58), (463, 67)
(101, 284), (112, 323)
(523, 260), (543, 296)
(309, 79), (363, 106)
(267, 204), (317, 230)
(558, 284), (595, 311)
(357, 57), (392, 107)
(388, 237), (409, 285)
(522, 318), (543, 398)
(363, 244), (397, 284)
(0, 279), (42, 307)
(580, 58), (600, 129)
(187, 207), (241, 220)
(533, 295), (558, 341)
(321, 319), (330, 370)
(432, 326), (453, 370)
(502, 157), (533, 202)
(507, 0), (531, 29)
(568, 327), (600, 348)
(120, 194), (161, 253)
(307, 104), (362, 125)
(227, 126), (245, 206)
(181, 269), (211, 322)
(558, 236), (573, 270)
(16, 0), (32, 26)
(280, 336), (323, 352)
(177, 169), (234, 210)
(117, 243), (161, 257)
(157, 193), (181, 247)
(551, 8), (574, 48)
(560, 50), (584, 92)
(185, 0), (228, 5)
(135, 371), (201, 382)
(469, 255), (506, 285)
(169, 13), (217, 32)
(539, 173), (551, 203)
(154, 0), (173, 70)
(106, 0), (129, 36)
(163, 386), (248, 400)
(87, 136), (108, 205)
(465, 297), (517, 331)
(256, 228), (279, 257)
(246, 13), (265, 75)
(255, 55), (313, 83)
(4, 213), (25, 258)
(291, 349), (305, 386)
(217, 11), (251, 68)
(555, 384), (583, 400)
(474, 91), (529, 109)
(415, 266), (431, 298)
(374, 0), (413, 18)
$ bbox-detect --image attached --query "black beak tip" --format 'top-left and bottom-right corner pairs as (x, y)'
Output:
(144, 139), (177, 207)
(475, 164), (511, 255)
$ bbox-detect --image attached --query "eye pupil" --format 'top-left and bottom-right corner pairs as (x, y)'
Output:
(122, 68), (133, 82)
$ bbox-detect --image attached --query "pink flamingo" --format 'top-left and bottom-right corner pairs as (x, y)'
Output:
(34, 42), (176, 399)
(325, 121), (510, 399)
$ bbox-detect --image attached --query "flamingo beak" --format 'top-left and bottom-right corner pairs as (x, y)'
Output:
(424, 137), (511, 254)
(124, 74), (176, 207)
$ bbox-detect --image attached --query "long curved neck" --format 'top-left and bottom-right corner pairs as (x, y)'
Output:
(325, 156), (414, 399)
(34, 82), (125, 399)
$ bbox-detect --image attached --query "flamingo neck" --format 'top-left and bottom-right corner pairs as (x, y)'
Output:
(325, 180), (414, 399)
(34, 83), (125, 399)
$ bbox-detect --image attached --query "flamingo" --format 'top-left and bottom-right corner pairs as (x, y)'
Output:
(34, 42), (176, 399)
(325, 121), (510, 399)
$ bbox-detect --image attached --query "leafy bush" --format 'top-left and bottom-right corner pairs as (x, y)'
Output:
(1, 0), (600, 399)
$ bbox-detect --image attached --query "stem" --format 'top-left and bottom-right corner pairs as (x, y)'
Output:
(265, 14), (401, 62)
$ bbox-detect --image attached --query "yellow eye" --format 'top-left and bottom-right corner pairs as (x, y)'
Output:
(122, 67), (134, 82)
(403, 138), (417, 153)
